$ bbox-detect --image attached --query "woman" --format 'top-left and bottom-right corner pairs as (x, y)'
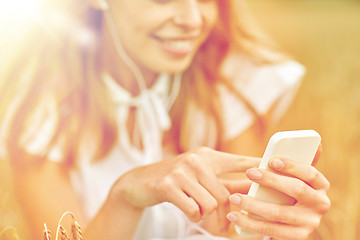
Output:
(0, 0), (330, 239)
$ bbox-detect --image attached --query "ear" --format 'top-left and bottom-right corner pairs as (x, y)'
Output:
(89, 0), (109, 10)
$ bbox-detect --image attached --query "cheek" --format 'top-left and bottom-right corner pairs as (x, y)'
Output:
(110, 9), (146, 47)
(201, 3), (219, 30)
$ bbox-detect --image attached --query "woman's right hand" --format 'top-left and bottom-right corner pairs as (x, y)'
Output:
(110, 147), (260, 231)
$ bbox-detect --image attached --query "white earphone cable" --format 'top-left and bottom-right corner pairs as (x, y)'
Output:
(100, 0), (147, 91)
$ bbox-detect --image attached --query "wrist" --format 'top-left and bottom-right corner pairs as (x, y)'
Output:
(109, 173), (142, 209)
(84, 175), (144, 240)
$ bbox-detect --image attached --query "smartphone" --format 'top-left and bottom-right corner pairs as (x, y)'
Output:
(236, 130), (321, 236)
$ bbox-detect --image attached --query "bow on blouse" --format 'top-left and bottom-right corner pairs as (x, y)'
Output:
(103, 73), (181, 164)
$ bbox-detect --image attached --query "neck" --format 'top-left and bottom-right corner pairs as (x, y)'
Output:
(100, 21), (158, 96)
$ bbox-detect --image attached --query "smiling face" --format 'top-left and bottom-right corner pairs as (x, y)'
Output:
(105, 0), (219, 74)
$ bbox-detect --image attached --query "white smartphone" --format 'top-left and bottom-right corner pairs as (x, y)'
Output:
(236, 130), (321, 236)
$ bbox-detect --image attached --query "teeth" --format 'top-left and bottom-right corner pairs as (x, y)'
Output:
(163, 40), (193, 51)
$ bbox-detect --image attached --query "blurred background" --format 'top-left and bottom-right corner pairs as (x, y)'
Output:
(1, 0), (360, 239)
(247, 0), (360, 239)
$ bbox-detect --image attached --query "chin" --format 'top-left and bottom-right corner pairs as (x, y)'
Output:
(150, 58), (194, 74)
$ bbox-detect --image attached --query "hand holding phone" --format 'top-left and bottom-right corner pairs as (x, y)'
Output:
(236, 130), (321, 236)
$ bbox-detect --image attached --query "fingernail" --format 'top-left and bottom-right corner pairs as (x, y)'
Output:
(270, 159), (285, 170)
(227, 212), (239, 222)
(247, 168), (262, 180)
(230, 194), (242, 205)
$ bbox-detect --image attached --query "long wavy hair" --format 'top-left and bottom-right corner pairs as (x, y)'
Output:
(0, 0), (287, 170)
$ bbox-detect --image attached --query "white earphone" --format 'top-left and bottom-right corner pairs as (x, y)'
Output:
(98, 0), (109, 11)
(98, 0), (147, 91)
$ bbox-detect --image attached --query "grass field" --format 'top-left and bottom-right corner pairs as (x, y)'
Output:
(248, 1), (360, 239)
(1, 1), (360, 240)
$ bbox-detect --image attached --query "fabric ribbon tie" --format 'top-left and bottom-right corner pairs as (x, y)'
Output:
(102, 73), (181, 164)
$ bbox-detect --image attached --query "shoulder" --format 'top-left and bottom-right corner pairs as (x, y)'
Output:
(221, 52), (305, 113)
(0, 93), (62, 163)
(219, 52), (306, 139)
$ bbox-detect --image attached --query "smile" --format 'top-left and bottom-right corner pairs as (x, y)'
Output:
(154, 37), (197, 56)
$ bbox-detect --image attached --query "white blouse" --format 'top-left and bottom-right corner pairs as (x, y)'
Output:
(2, 54), (305, 240)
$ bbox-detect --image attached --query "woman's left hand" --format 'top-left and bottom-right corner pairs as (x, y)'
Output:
(227, 157), (331, 240)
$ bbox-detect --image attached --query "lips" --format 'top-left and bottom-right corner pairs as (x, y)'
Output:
(153, 36), (198, 56)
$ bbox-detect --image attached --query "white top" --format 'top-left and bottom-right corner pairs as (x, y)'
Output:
(0, 54), (305, 240)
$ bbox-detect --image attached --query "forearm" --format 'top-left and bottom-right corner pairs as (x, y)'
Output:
(84, 193), (144, 240)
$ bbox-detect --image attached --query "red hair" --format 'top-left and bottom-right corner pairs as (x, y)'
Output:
(0, 0), (287, 170)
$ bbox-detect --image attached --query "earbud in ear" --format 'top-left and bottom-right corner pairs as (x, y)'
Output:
(98, 0), (109, 10)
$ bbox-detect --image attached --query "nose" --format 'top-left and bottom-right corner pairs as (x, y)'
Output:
(173, 0), (203, 30)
